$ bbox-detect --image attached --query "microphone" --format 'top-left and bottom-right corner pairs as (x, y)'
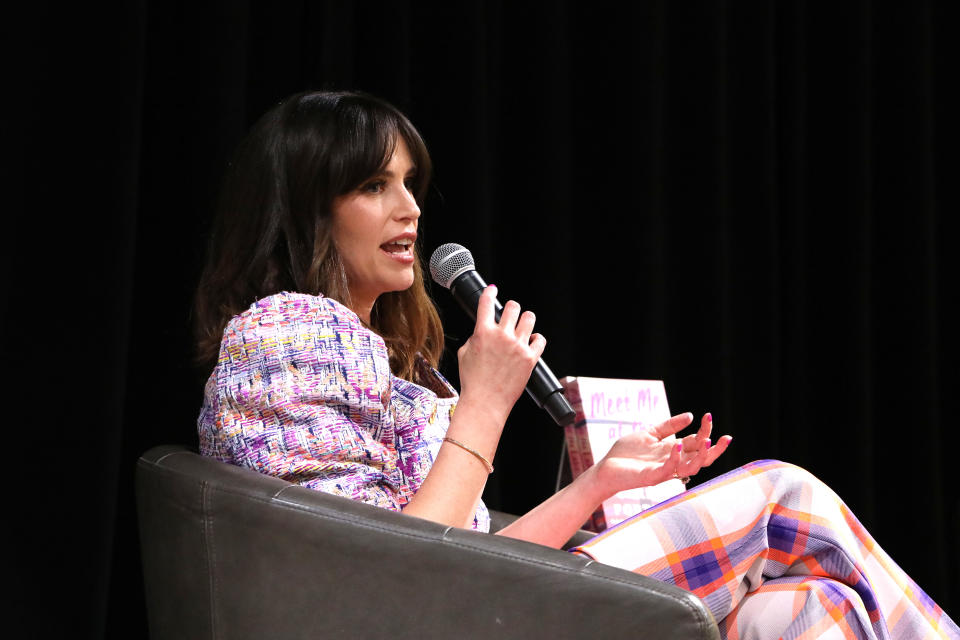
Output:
(429, 243), (575, 426)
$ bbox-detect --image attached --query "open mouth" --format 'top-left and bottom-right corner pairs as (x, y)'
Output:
(380, 238), (415, 259)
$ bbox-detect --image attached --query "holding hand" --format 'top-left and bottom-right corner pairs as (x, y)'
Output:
(593, 413), (732, 497)
(456, 285), (546, 427)
(411, 285), (545, 526)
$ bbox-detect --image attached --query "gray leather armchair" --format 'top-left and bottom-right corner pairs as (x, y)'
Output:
(136, 445), (719, 639)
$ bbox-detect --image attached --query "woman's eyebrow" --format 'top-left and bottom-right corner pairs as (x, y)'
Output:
(378, 165), (418, 178)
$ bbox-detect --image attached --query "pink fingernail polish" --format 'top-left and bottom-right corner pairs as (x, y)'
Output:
(676, 443), (682, 453)
(706, 412), (713, 422)
(706, 439), (712, 449)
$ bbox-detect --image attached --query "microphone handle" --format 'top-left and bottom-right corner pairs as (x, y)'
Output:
(449, 270), (575, 426)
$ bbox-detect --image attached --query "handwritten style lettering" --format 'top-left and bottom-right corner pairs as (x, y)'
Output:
(589, 387), (662, 419)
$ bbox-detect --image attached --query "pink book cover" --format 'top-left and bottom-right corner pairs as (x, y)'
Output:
(561, 376), (686, 532)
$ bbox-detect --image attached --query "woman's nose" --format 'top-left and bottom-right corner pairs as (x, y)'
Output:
(395, 186), (421, 220)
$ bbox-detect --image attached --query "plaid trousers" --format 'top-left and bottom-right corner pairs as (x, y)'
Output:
(571, 460), (958, 639)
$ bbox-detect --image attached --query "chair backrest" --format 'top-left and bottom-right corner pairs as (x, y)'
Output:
(136, 445), (718, 640)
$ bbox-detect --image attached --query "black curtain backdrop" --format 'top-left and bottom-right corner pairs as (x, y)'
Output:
(7, 1), (958, 635)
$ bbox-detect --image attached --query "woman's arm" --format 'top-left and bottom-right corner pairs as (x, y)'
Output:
(496, 413), (733, 548)
(401, 285), (546, 528)
(400, 285), (732, 537)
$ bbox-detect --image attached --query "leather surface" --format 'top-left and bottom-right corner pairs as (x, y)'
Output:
(136, 445), (719, 639)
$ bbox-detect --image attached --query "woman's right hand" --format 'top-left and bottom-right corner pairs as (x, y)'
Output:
(456, 285), (546, 427)
(405, 285), (544, 527)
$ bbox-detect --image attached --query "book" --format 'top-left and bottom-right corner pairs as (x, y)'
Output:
(560, 376), (686, 532)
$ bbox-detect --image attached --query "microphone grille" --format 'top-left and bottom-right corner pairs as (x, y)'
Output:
(429, 243), (475, 289)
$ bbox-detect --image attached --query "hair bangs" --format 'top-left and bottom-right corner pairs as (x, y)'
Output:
(334, 105), (399, 195)
(326, 96), (432, 203)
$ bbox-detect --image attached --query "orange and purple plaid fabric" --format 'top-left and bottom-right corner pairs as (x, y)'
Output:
(571, 460), (958, 639)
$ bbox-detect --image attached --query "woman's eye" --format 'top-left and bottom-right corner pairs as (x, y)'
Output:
(404, 177), (416, 192)
(362, 180), (385, 193)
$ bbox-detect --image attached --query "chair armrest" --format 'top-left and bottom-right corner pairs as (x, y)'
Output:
(137, 446), (718, 640)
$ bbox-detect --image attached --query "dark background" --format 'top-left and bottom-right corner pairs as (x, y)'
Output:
(7, 1), (958, 635)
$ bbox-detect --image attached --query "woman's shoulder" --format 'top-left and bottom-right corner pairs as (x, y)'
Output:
(226, 291), (362, 335)
(217, 291), (387, 369)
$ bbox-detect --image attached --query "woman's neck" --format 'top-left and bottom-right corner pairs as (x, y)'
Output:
(345, 294), (374, 325)
(353, 301), (373, 325)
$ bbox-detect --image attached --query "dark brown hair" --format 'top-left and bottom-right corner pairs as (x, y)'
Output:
(194, 90), (443, 382)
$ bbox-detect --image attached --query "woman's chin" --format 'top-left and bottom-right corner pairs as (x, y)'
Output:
(384, 273), (416, 294)
(393, 278), (416, 293)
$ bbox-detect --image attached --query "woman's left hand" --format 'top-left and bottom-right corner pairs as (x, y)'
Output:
(497, 412), (731, 548)
(593, 412), (732, 496)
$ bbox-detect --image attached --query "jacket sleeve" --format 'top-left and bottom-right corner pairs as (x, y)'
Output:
(207, 293), (408, 510)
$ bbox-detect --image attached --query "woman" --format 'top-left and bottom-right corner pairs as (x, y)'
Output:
(196, 90), (957, 639)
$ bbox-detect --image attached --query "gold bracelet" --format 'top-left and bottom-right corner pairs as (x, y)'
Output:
(443, 437), (494, 474)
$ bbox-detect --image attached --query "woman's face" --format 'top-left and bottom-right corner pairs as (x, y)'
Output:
(331, 138), (421, 321)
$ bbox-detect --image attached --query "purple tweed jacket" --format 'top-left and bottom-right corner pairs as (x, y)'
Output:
(198, 291), (490, 531)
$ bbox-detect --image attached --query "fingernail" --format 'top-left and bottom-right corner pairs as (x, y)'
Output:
(706, 439), (711, 449)
(706, 412), (712, 422)
(676, 443), (682, 453)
